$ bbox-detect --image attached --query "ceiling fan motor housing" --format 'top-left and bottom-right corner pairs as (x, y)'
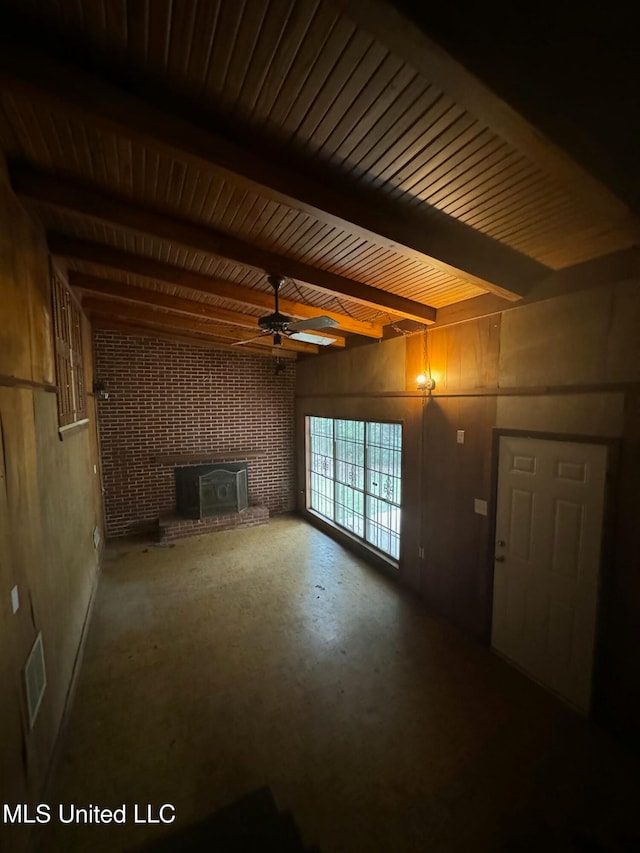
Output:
(258, 310), (291, 332)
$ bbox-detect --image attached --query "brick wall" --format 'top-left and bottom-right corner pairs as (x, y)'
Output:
(94, 330), (297, 537)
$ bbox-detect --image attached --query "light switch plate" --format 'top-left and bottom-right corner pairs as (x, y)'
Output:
(11, 585), (19, 614)
(474, 499), (488, 516)
(456, 430), (465, 444)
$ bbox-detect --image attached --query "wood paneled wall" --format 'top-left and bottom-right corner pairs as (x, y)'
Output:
(296, 277), (640, 750)
(0, 155), (103, 852)
(421, 394), (497, 639)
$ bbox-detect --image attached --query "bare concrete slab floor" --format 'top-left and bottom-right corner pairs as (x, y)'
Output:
(37, 516), (639, 853)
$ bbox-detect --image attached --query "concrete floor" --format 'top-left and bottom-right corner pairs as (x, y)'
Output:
(39, 515), (639, 852)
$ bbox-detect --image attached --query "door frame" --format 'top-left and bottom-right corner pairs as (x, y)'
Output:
(486, 427), (620, 715)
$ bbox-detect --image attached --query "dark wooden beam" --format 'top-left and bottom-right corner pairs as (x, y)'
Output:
(50, 235), (382, 338)
(13, 167), (435, 323)
(69, 272), (346, 347)
(91, 320), (298, 361)
(81, 297), (320, 354)
(91, 318), (298, 360)
(0, 43), (551, 298)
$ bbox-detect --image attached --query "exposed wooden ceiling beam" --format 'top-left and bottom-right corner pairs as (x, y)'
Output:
(81, 297), (320, 354)
(50, 235), (382, 338)
(0, 43), (550, 299)
(332, 0), (638, 239)
(70, 272), (346, 347)
(13, 166), (435, 324)
(92, 318), (298, 361)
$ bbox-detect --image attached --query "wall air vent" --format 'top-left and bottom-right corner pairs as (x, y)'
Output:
(24, 632), (47, 729)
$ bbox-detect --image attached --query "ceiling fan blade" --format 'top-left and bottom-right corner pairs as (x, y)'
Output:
(288, 315), (339, 332)
(231, 332), (270, 346)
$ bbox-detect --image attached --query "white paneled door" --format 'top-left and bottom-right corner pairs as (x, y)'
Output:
(492, 436), (608, 712)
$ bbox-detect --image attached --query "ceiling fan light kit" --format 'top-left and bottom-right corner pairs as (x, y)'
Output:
(289, 332), (337, 346)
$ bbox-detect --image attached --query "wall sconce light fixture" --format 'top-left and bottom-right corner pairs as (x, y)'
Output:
(417, 373), (436, 392)
(92, 379), (110, 400)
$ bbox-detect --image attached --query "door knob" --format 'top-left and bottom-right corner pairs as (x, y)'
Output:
(494, 555), (505, 562)
(496, 540), (506, 547)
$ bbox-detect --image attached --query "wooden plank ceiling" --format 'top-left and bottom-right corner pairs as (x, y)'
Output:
(0, 0), (635, 358)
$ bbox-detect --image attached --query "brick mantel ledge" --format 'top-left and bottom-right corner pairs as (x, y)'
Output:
(154, 450), (267, 465)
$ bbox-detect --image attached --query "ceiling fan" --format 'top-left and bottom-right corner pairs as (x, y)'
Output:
(233, 274), (339, 348)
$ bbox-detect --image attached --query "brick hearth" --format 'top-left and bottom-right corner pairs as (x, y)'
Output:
(158, 504), (269, 543)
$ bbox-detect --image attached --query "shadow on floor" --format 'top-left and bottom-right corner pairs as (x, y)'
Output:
(131, 786), (320, 853)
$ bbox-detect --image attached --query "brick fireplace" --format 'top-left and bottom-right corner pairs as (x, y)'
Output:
(155, 451), (269, 542)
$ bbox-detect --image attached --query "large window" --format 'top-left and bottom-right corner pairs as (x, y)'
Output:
(308, 417), (402, 560)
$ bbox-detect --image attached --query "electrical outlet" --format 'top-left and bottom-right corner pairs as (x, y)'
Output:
(11, 585), (19, 614)
(456, 430), (465, 444)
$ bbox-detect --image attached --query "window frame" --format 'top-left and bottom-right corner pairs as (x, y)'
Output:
(306, 416), (403, 563)
(51, 264), (88, 433)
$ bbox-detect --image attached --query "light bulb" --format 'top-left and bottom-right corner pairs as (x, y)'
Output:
(416, 374), (435, 391)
